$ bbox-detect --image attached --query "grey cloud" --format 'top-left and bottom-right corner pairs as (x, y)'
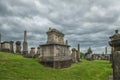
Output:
(0, 0), (120, 53)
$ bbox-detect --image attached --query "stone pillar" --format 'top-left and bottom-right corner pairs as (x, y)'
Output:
(16, 41), (21, 54)
(71, 48), (77, 62)
(77, 44), (80, 62)
(105, 47), (107, 54)
(23, 30), (28, 54)
(0, 33), (1, 51)
(109, 30), (120, 80)
(10, 41), (14, 53)
(30, 47), (35, 55)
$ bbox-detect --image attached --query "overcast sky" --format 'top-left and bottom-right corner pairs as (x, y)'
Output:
(0, 0), (120, 53)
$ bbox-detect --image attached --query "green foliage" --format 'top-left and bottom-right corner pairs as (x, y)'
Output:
(0, 52), (112, 80)
(80, 52), (85, 59)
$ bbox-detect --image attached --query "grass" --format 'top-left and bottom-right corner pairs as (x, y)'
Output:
(0, 52), (112, 80)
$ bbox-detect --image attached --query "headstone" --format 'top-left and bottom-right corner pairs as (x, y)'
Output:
(16, 41), (21, 54)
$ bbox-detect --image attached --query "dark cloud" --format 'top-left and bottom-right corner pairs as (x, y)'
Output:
(0, 0), (120, 53)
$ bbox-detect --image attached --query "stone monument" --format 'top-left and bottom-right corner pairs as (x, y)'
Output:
(16, 41), (21, 54)
(30, 47), (35, 55)
(0, 33), (1, 51)
(40, 28), (72, 69)
(10, 41), (14, 53)
(71, 48), (77, 62)
(23, 30), (28, 54)
(77, 44), (80, 62)
(109, 30), (120, 80)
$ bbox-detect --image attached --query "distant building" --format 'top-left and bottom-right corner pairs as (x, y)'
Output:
(40, 28), (72, 69)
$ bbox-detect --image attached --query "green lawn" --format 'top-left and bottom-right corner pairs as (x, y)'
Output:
(0, 52), (112, 80)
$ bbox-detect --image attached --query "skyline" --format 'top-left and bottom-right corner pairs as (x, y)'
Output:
(0, 0), (120, 53)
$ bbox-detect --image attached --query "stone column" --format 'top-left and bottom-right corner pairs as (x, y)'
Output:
(16, 41), (21, 54)
(71, 48), (77, 62)
(77, 44), (80, 62)
(109, 30), (120, 80)
(105, 47), (107, 54)
(23, 30), (28, 54)
(0, 33), (1, 51)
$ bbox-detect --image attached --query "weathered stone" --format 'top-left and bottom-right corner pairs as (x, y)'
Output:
(0, 33), (1, 51)
(23, 30), (28, 54)
(16, 41), (21, 54)
(109, 30), (120, 80)
(71, 48), (77, 62)
(40, 28), (72, 69)
(1, 41), (11, 52)
(30, 47), (35, 55)
(77, 44), (80, 62)
(10, 41), (14, 53)
(85, 47), (93, 60)
(37, 47), (41, 55)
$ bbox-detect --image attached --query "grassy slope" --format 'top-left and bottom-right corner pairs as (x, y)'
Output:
(0, 52), (112, 80)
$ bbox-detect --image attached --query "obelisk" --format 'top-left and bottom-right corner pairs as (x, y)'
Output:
(77, 44), (80, 62)
(0, 33), (1, 51)
(23, 30), (28, 54)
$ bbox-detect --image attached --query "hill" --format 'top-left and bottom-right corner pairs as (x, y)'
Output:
(0, 52), (112, 80)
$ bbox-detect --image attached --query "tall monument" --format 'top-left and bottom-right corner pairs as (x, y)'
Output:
(0, 33), (1, 51)
(77, 44), (80, 62)
(23, 30), (28, 54)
